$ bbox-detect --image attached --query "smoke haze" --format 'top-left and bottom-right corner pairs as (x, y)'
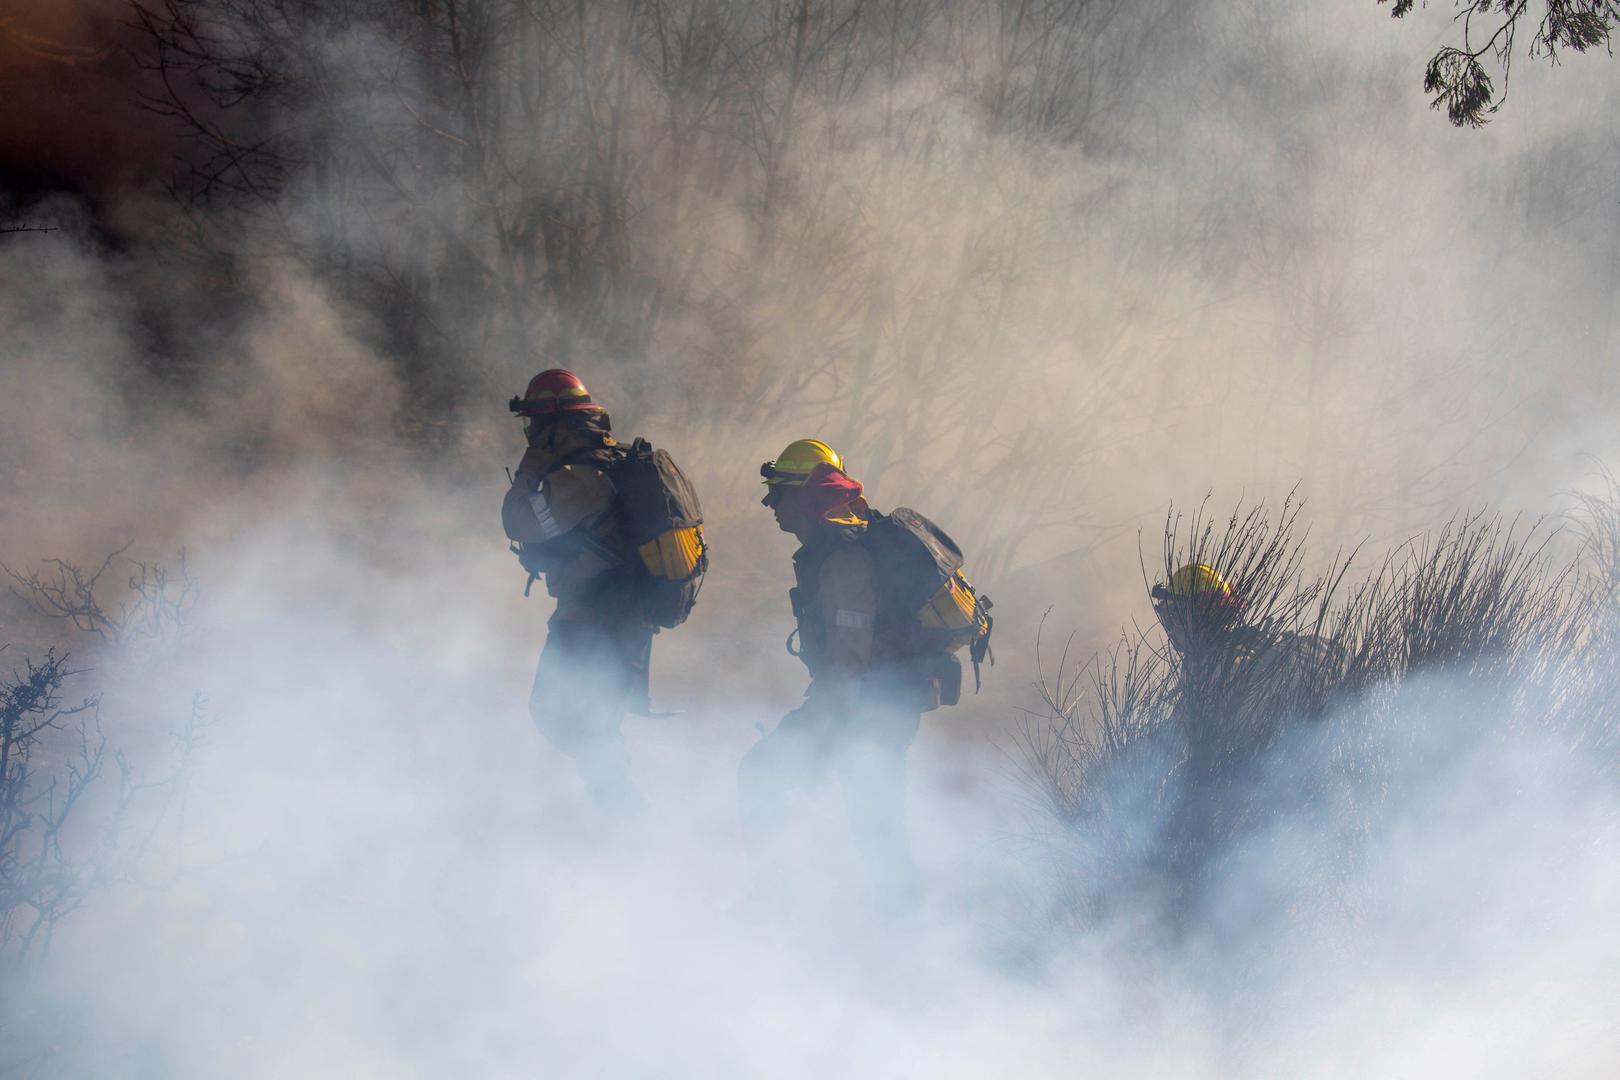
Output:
(2, 0), (1618, 1074)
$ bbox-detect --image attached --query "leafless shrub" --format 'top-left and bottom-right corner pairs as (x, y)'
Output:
(1023, 494), (1614, 934)
(1566, 466), (1620, 601)
(1546, 469), (1620, 762)
(0, 546), (209, 1069)
(0, 650), (117, 972)
(3, 544), (198, 662)
(1016, 613), (1171, 829)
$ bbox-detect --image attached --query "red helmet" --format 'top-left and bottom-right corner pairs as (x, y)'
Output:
(509, 369), (601, 416)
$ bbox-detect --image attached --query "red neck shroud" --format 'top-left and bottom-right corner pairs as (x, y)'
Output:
(781, 462), (868, 524)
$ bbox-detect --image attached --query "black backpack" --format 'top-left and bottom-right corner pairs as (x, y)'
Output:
(862, 508), (994, 696)
(609, 438), (708, 628)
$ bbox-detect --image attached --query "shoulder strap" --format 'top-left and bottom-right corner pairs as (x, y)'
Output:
(556, 445), (619, 471)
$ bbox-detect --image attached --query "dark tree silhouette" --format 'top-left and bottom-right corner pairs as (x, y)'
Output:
(1382, 0), (1618, 125)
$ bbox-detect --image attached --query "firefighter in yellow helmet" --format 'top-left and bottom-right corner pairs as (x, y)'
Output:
(1152, 561), (1339, 679)
(1152, 560), (1342, 922)
(738, 438), (921, 909)
(1153, 562), (1270, 923)
(1151, 563), (1250, 665)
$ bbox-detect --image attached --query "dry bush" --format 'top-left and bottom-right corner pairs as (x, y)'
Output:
(0, 650), (110, 971)
(0, 546), (210, 1077)
(0, 547), (207, 1032)
(2, 544), (197, 663)
(1022, 493), (1617, 933)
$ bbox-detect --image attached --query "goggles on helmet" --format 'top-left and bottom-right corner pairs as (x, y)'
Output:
(510, 394), (594, 417)
(759, 460), (808, 486)
(1152, 582), (1245, 613)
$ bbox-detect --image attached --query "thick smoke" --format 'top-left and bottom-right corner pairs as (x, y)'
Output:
(2, 0), (1619, 1075)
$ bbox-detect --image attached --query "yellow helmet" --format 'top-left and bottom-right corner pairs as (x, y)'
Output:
(1162, 563), (1233, 600)
(760, 438), (844, 486)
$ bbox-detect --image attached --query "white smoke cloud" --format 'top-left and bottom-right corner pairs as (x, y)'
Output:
(24, 536), (1620, 1077)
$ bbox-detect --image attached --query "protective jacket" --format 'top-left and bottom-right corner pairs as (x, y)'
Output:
(501, 428), (632, 619)
(790, 525), (880, 692)
(501, 420), (656, 811)
(789, 519), (945, 716)
(737, 514), (922, 910)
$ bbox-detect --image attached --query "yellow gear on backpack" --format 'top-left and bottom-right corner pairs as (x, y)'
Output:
(639, 525), (706, 581)
(917, 570), (992, 654)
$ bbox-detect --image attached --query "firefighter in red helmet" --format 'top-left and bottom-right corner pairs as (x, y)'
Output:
(501, 370), (705, 816)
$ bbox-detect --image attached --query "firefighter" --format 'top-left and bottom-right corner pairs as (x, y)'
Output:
(1151, 562), (1338, 708)
(737, 439), (922, 910)
(1151, 563), (1255, 679)
(501, 369), (653, 815)
(1152, 562), (1341, 921)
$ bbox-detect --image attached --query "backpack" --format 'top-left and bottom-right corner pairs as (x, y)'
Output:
(512, 438), (707, 629)
(861, 508), (994, 700)
(608, 438), (708, 629)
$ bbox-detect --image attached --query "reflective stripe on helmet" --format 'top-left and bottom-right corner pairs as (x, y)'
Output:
(512, 369), (601, 415)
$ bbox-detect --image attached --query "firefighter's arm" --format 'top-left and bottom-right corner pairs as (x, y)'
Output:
(501, 464), (615, 544)
(808, 545), (879, 704)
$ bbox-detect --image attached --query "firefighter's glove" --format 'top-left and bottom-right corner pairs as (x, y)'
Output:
(514, 446), (552, 487)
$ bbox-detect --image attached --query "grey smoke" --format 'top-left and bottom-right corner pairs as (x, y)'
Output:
(2, 0), (1618, 1074)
